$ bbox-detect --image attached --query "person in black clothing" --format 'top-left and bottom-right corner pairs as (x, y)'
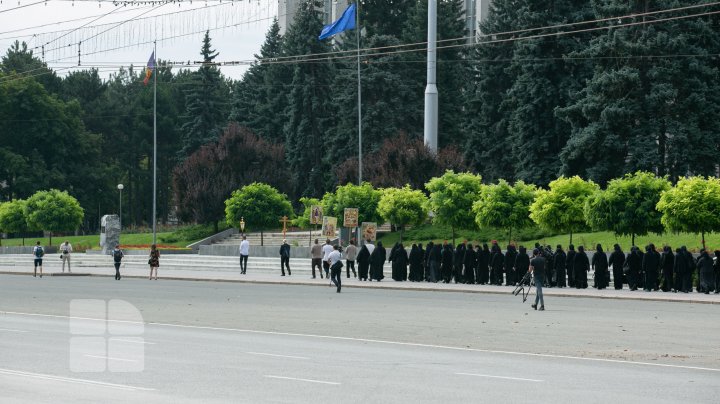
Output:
(112, 244), (124, 280)
(672, 247), (687, 292)
(423, 242), (433, 281)
(477, 244), (490, 284)
(408, 244), (422, 282)
(453, 243), (465, 284)
(592, 244), (609, 289)
(574, 246), (590, 289)
(279, 240), (291, 276)
(608, 244), (625, 290)
(417, 243), (425, 281)
(504, 244), (518, 286)
(369, 241), (386, 281)
(490, 242), (504, 285)
(636, 246), (646, 290)
(626, 247), (642, 291)
(553, 245), (566, 288)
(464, 243), (476, 284)
(429, 243), (442, 283)
(659, 246), (675, 292)
(566, 244), (576, 288)
(515, 246), (530, 283)
(680, 246), (694, 293)
(390, 242), (408, 281)
(696, 249), (714, 294)
(356, 242), (371, 281)
(530, 249), (546, 311)
(714, 250), (720, 294)
(441, 242), (454, 283)
(642, 244), (660, 291)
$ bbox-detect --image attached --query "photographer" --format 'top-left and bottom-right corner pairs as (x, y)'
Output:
(530, 249), (546, 311)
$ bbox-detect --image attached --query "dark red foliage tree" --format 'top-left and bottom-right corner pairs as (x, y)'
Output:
(335, 133), (468, 190)
(173, 123), (290, 231)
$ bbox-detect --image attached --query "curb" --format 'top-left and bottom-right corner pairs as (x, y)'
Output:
(1, 271), (717, 305)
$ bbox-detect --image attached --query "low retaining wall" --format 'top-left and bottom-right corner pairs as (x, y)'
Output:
(0, 246), (58, 254)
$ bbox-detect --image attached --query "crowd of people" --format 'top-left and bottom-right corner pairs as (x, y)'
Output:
(335, 240), (720, 294)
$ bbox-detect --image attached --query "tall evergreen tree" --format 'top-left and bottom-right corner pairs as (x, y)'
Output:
(179, 31), (230, 158)
(282, 0), (335, 197)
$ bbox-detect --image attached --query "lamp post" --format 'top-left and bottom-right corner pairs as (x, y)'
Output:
(117, 184), (124, 230)
(240, 217), (245, 237)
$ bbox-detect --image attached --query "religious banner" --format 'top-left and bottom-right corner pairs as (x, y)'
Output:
(343, 208), (359, 228)
(322, 216), (337, 238)
(361, 222), (377, 242)
(310, 205), (323, 225)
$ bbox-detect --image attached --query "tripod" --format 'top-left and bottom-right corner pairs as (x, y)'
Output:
(512, 271), (534, 303)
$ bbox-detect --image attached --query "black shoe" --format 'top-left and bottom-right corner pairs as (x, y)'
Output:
(336, 289), (341, 293)
(531, 304), (537, 310)
(288, 272), (291, 276)
(539, 306), (545, 311)
(281, 273), (285, 276)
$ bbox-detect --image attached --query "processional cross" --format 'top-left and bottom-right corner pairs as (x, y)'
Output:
(280, 216), (290, 238)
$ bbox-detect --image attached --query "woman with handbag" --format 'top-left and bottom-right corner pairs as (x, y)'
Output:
(148, 244), (160, 280)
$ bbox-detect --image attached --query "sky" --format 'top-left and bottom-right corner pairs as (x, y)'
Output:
(0, 0), (279, 80)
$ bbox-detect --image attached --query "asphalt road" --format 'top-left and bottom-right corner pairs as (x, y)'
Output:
(1, 275), (719, 403)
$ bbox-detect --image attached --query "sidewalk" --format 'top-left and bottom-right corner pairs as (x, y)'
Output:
(2, 260), (718, 304)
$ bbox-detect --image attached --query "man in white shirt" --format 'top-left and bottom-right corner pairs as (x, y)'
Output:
(321, 239), (334, 279)
(60, 240), (73, 273)
(327, 245), (343, 293)
(239, 236), (249, 274)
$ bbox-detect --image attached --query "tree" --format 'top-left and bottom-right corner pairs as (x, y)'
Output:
(584, 171), (671, 246)
(425, 171), (483, 245)
(224, 183), (293, 246)
(0, 200), (29, 245)
(2, 41), (61, 95)
(377, 185), (428, 242)
(179, 31), (230, 158)
(321, 182), (382, 227)
(25, 190), (84, 245)
(473, 180), (536, 244)
(174, 124), (290, 232)
(530, 176), (598, 244)
(656, 176), (720, 250)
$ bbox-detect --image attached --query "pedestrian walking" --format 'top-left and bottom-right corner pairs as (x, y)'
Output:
(60, 240), (72, 273)
(32, 241), (44, 278)
(345, 239), (358, 278)
(321, 239), (334, 279)
(696, 249), (714, 294)
(608, 244), (625, 290)
(112, 244), (124, 280)
(356, 240), (373, 281)
(574, 246), (590, 289)
(642, 244), (660, 291)
(554, 245), (567, 288)
(279, 239), (291, 276)
(713, 250), (720, 294)
(239, 235), (249, 274)
(148, 244), (160, 280)
(592, 244), (609, 290)
(530, 248), (546, 311)
(328, 245), (343, 293)
(310, 238), (323, 279)
(369, 241), (386, 281)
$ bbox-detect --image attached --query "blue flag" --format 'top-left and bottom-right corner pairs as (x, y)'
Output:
(318, 3), (356, 40)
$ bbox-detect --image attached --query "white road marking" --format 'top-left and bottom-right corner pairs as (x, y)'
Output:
(0, 368), (154, 391)
(110, 338), (156, 345)
(84, 355), (138, 362)
(456, 372), (543, 382)
(0, 328), (27, 333)
(246, 352), (309, 360)
(3, 310), (719, 373)
(264, 375), (339, 385)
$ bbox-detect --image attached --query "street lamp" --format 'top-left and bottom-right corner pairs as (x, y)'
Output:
(117, 184), (124, 230)
(240, 217), (245, 237)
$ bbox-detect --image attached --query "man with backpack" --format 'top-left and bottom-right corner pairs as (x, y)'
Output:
(112, 244), (124, 280)
(32, 241), (44, 278)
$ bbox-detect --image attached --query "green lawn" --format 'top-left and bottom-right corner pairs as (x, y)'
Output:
(377, 224), (719, 252)
(0, 232), (196, 250)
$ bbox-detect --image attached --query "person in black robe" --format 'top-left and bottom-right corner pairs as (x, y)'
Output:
(357, 243), (370, 281)
(574, 246), (590, 289)
(673, 247), (687, 292)
(566, 244), (576, 288)
(659, 246), (675, 292)
(636, 246), (646, 290)
(429, 243), (441, 283)
(464, 243), (476, 284)
(417, 243), (425, 281)
(626, 246), (642, 291)
(714, 250), (720, 294)
(696, 249), (714, 294)
(554, 245), (567, 287)
(504, 244), (518, 286)
(389, 242), (408, 281)
(490, 242), (504, 285)
(642, 244), (660, 291)
(608, 244), (625, 290)
(543, 245), (555, 286)
(453, 243), (466, 284)
(592, 244), (609, 290)
(680, 246), (694, 293)
(477, 244), (490, 284)
(369, 241), (386, 281)
(514, 246), (530, 283)
(441, 242), (454, 283)
(424, 242), (434, 281)
(409, 244), (422, 282)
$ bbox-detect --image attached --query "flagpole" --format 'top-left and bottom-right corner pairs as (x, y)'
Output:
(152, 40), (157, 245)
(356, 1), (362, 185)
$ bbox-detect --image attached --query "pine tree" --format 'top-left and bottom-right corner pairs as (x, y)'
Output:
(179, 31), (230, 158)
